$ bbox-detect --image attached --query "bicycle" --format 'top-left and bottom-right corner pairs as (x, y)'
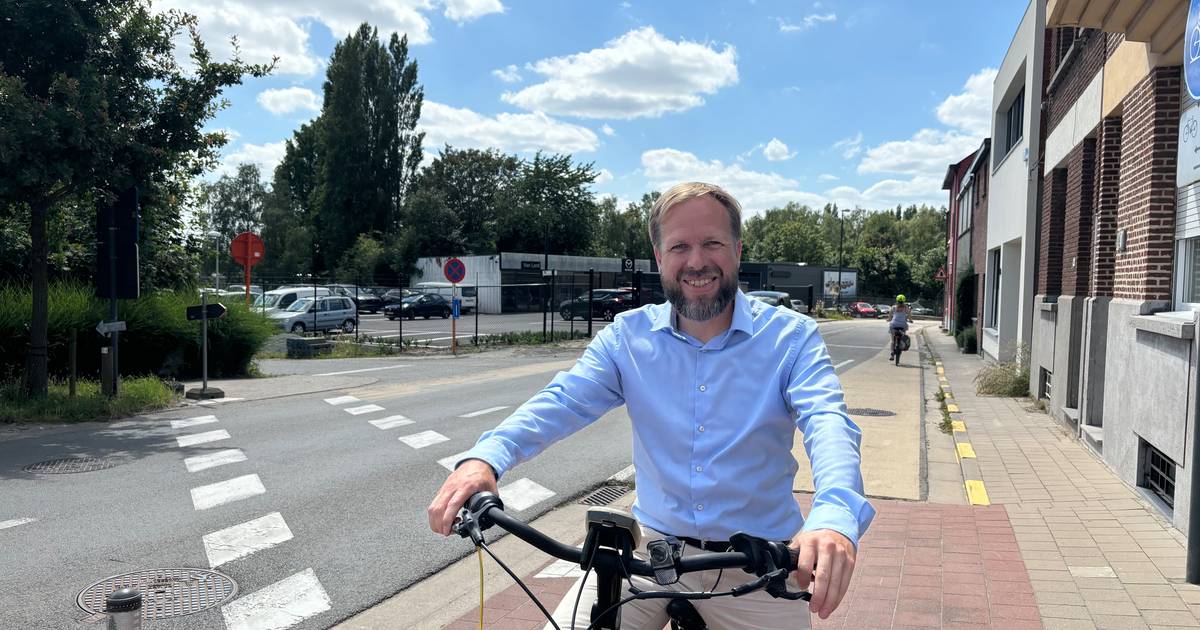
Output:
(889, 327), (909, 366)
(453, 491), (811, 630)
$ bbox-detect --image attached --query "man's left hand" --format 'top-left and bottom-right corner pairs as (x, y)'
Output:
(789, 529), (856, 619)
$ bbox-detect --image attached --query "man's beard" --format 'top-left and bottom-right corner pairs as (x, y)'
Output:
(663, 266), (738, 322)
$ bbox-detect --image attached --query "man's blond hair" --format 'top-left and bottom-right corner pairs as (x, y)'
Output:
(648, 182), (743, 249)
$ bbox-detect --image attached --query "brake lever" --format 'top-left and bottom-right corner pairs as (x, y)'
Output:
(452, 507), (485, 546)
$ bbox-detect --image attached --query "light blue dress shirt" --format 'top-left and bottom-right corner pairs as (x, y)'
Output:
(460, 290), (876, 547)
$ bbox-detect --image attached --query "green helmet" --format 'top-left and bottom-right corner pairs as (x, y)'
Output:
(896, 294), (906, 303)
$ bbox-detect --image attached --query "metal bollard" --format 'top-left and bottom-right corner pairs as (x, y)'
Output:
(105, 587), (142, 630)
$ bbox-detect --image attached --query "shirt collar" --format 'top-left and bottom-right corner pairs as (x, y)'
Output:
(649, 289), (756, 338)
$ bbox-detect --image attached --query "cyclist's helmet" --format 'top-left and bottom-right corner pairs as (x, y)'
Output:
(896, 294), (906, 303)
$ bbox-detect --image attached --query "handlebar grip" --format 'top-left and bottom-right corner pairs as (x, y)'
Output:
(787, 546), (799, 572)
(465, 491), (504, 514)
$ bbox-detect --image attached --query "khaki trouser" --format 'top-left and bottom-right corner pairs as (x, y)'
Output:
(545, 526), (812, 630)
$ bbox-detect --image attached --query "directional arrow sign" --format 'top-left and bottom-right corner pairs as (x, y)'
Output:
(187, 303), (228, 321)
(96, 320), (126, 335)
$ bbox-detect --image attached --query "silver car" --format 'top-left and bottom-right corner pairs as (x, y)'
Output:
(270, 296), (357, 334)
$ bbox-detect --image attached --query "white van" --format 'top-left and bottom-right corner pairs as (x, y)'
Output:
(254, 286), (331, 313)
(414, 281), (476, 313)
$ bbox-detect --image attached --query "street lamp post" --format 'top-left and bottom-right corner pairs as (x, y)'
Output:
(837, 214), (844, 310)
(207, 230), (222, 292)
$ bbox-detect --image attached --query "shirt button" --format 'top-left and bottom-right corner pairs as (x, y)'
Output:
(696, 504), (704, 511)
(698, 385), (706, 392)
(695, 466), (703, 472)
(698, 426), (705, 432)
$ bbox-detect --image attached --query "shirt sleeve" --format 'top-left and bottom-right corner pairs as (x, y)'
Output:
(457, 322), (626, 478)
(785, 321), (877, 547)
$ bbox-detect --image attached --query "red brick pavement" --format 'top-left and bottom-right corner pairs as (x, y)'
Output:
(450, 496), (1043, 630)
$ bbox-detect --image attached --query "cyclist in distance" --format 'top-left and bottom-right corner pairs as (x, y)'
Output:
(428, 182), (876, 629)
(889, 294), (912, 364)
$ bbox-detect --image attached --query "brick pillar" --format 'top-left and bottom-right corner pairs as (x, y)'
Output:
(1040, 168), (1068, 297)
(1113, 67), (1181, 301)
(1091, 116), (1121, 297)
(1063, 137), (1097, 296)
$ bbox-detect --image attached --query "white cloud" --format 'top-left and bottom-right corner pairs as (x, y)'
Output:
(595, 168), (615, 185)
(601, 124), (615, 136)
(257, 87), (321, 115)
(857, 129), (980, 177)
(775, 13), (837, 32)
(832, 132), (863, 159)
(824, 176), (946, 208)
(501, 27), (738, 119)
(641, 148), (825, 213)
(443, 0), (504, 22)
(219, 140), (288, 177)
(935, 67), (997, 136)
(420, 101), (600, 154)
(492, 64), (522, 83)
(762, 138), (795, 161)
(817, 173), (838, 182)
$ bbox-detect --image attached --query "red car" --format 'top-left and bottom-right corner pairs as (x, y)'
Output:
(849, 302), (878, 318)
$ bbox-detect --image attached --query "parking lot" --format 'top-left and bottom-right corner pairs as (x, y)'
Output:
(350, 311), (610, 347)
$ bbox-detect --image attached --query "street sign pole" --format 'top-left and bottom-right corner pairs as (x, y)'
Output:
(184, 293), (225, 400)
(201, 290), (209, 393)
(451, 283), (458, 356)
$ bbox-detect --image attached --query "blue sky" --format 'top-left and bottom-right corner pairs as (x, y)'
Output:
(165, 0), (1024, 215)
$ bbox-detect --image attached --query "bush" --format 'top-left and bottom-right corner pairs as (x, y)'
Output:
(0, 376), (175, 423)
(956, 325), (977, 354)
(0, 282), (275, 380)
(974, 343), (1029, 397)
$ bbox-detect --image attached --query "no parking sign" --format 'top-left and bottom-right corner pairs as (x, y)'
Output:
(443, 258), (466, 284)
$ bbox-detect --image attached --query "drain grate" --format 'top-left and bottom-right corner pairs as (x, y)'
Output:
(579, 485), (631, 506)
(846, 408), (896, 417)
(77, 568), (237, 620)
(24, 456), (119, 474)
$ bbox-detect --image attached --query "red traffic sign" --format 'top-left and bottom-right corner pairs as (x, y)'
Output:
(230, 232), (265, 268)
(934, 266), (948, 281)
(443, 257), (467, 284)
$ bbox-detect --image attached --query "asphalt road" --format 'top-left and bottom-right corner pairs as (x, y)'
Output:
(0, 318), (894, 630)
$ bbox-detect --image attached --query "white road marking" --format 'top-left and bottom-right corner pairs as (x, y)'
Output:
(195, 398), (245, 405)
(191, 474), (266, 511)
(323, 395), (360, 406)
(171, 415), (218, 430)
(437, 450), (474, 471)
(204, 512), (293, 568)
(424, 334), (478, 342)
(221, 568), (331, 630)
(398, 431), (450, 449)
(344, 404), (386, 416)
(500, 478), (556, 512)
(369, 415), (414, 430)
(459, 405), (509, 418)
(825, 344), (887, 350)
(314, 365), (409, 377)
(833, 360), (855, 371)
(0, 518), (37, 531)
(535, 558), (585, 579)
(177, 430), (231, 448)
(370, 332), (440, 339)
(184, 449), (247, 473)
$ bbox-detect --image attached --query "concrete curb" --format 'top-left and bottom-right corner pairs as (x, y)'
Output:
(920, 328), (990, 506)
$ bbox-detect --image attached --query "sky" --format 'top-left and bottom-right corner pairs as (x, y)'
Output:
(161, 0), (1025, 216)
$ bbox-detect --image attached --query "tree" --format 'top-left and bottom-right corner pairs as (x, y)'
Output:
(198, 164), (268, 238)
(592, 193), (655, 260)
(259, 121), (321, 276)
(497, 153), (599, 255)
(414, 146), (520, 254)
(313, 24), (423, 270)
(335, 233), (386, 284)
(0, 1), (271, 397)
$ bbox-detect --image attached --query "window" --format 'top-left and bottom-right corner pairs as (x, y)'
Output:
(987, 249), (1001, 327)
(1004, 88), (1025, 155)
(1176, 182), (1200, 309)
(958, 183), (973, 235)
(1140, 440), (1176, 510)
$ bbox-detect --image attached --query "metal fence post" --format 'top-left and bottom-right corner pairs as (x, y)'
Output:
(588, 268), (594, 338)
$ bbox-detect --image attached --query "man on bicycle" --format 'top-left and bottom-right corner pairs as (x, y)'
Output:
(889, 294), (912, 362)
(429, 182), (875, 629)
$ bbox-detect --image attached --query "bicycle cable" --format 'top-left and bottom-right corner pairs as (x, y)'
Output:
(476, 539), (562, 630)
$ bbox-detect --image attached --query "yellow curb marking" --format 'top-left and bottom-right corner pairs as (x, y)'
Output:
(936, 367), (944, 375)
(951, 421), (966, 432)
(946, 403), (960, 413)
(956, 442), (977, 459)
(965, 480), (990, 505)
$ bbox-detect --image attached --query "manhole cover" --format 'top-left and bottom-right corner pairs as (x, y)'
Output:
(23, 456), (119, 474)
(847, 408), (896, 417)
(78, 568), (237, 620)
(579, 485), (631, 506)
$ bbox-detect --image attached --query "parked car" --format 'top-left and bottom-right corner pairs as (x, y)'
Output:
(380, 288), (418, 306)
(746, 290), (803, 313)
(415, 281), (477, 313)
(559, 289), (635, 321)
(616, 286), (667, 306)
(255, 287), (331, 313)
(910, 302), (934, 316)
(270, 296), (357, 334)
(384, 293), (451, 320)
(876, 304), (892, 317)
(353, 292), (385, 314)
(848, 302), (878, 318)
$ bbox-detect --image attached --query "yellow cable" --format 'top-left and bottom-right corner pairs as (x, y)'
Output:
(478, 547), (485, 630)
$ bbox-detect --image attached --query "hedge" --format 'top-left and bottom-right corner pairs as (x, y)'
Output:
(0, 283), (275, 380)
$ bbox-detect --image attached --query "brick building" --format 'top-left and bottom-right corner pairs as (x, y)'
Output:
(1030, 0), (1192, 532)
(942, 140), (990, 335)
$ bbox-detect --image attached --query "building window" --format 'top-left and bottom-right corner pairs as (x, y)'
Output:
(1140, 440), (1176, 510)
(1039, 368), (1052, 400)
(987, 248), (1001, 327)
(1179, 239), (1200, 308)
(1004, 88), (1025, 155)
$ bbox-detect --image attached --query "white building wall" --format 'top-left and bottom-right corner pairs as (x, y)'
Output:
(412, 255), (503, 314)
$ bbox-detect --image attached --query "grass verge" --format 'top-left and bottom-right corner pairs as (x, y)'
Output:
(1, 377), (177, 423)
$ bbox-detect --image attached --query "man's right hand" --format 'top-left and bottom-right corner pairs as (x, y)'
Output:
(427, 459), (498, 536)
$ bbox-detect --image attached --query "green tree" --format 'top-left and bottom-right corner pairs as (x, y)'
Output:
(313, 24), (423, 269)
(198, 164), (268, 238)
(413, 146), (520, 254)
(335, 233), (386, 284)
(497, 153), (598, 255)
(260, 121), (321, 276)
(0, 1), (271, 396)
